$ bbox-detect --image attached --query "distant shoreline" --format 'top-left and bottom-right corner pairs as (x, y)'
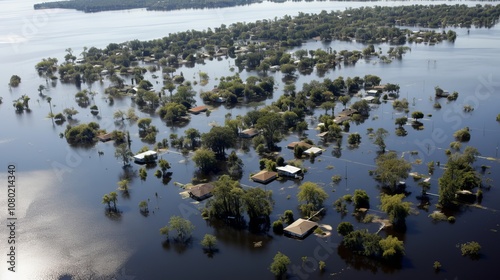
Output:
(33, 0), (500, 14)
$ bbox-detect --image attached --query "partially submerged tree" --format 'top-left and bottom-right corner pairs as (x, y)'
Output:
(297, 182), (328, 216)
(200, 234), (217, 251)
(269, 251), (291, 278)
(165, 216), (195, 243)
(375, 152), (411, 192)
(380, 194), (412, 229)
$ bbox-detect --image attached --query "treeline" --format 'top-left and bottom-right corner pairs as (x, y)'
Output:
(34, 0), (259, 13)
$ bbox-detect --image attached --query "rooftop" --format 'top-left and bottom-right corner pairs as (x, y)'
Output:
(251, 170), (278, 184)
(188, 105), (208, 114)
(189, 183), (215, 199)
(277, 165), (301, 174)
(284, 218), (318, 237)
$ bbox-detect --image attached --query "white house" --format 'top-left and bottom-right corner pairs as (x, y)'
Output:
(277, 165), (302, 178)
(133, 150), (158, 163)
(304, 147), (322, 156)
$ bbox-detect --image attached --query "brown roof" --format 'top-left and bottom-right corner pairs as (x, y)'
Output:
(287, 141), (313, 149)
(97, 132), (114, 142)
(188, 183), (214, 199)
(188, 105), (208, 114)
(251, 170), (278, 184)
(239, 128), (259, 138)
(284, 218), (318, 237)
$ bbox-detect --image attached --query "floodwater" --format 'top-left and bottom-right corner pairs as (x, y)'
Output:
(0, 1), (499, 279)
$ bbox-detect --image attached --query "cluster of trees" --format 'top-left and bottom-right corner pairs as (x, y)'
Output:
(438, 146), (481, 208)
(206, 175), (273, 228)
(64, 122), (102, 145)
(337, 222), (405, 261)
(201, 74), (274, 103)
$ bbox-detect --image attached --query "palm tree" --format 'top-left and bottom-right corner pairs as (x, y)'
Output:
(109, 192), (118, 211)
(117, 179), (130, 193)
(102, 194), (111, 209)
(38, 84), (46, 95)
(46, 97), (53, 117)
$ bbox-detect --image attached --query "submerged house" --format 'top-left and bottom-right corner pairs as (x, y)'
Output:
(188, 183), (215, 201)
(133, 150), (158, 163)
(276, 165), (302, 178)
(304, 147), (322, 156)
(97, 132), (114, 142)
(188, 105), (208, 114)
(251, 170), (278, 184)
(284, 218), (318, 239)
(239, 128), (259, 138)
(287, 141), (313, 150)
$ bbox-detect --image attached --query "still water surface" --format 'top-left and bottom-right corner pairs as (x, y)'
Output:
(0, 1), (499, 279)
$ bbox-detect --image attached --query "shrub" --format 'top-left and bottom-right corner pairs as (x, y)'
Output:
(453, 127), (471, 142)
(433, 261), (442, 271)
(272, 220), (284, 234)
(331, 175), (342, 184)
(460, 241), (481, 257)
(447, 216), (456, 223)
(319, 261), (326, 272)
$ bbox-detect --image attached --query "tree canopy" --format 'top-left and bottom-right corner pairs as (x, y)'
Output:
(297, 182), (328, 215)
(375, 152), (412, 192)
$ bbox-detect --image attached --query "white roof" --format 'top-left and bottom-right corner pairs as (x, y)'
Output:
(367, 89), (378, 94)
(304, 147), (322, 155)
(363, 96), (376, 101)
(134, 150), (157, 159)
(277, 165), (301, 174)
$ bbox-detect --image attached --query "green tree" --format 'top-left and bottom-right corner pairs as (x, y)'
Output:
(353, 189), (370, 209)
(242, 187), (273, 222)
(208, 175), (244, 220)
(200, 234), (217, 251)
(184, 128), (201, 149)
(172, 85), (196, 108)
(47, 97), (53, 116)
(379, 235), (405, 259)
(269, 251), (291, 278)
(167, 216), (195, 243)
(256, 112), (284, 149)
(411, 111), (424, 123)
(460, 241), (481, 257)
(373, 128), (389, 152)
(109, 191), (118, 211)
(102, 194), (111, 209)
(320, 101), (335, 115)
(380, 194), (412, 229)
(337, 221), (354, 236)
(201, 126), (236, 157)
(282, 210), (294, 224)
(158, 158), (171, 177)
(192, 148), (217, 173)
(453, 127), (471, 142)
(117, 179), (130, 193)
(139, 200), (148, 212)
(297, 182), (328, 215)
(159, 226), (170, 239)
(227, 150), (243, 177)
(375, 152), (412, 192)
(395, 116), (408, 127)
(347, 133), (361, 146)
(339, 95), (350, 109)
(115, 143), (133, 167)
(9, 75), (21, 87)
(438, 148), (480, 207)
